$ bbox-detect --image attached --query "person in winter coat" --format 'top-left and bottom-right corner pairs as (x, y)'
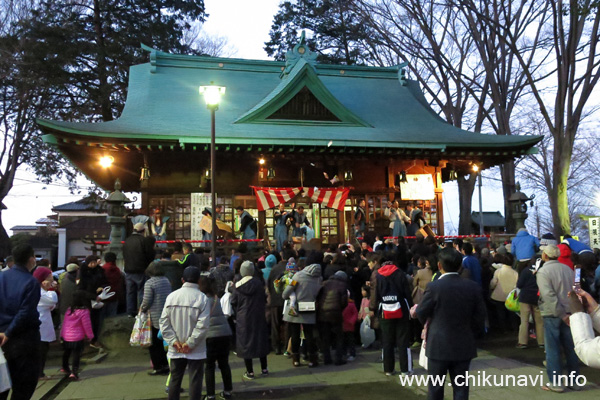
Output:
(537, 245), (580, 392)
(123, 222), (155, 316)
(159, 266), (211, 400)
(231, 261), (270, 380)
(342, 293), (358, 361)
(316, 270), (349, 365)
(59, 264), (79, 319)
(100, 252), (123, 318)
(140, 261), (172, 376)
(199, 275), (233, 400)
(33, 267), (58, 379)
(282, 263), (323, 367)
(370, 261), (413, 376)
(516, 261), (544, 348)
(61, 290), (94, 380)
(490, 253), (519, 332)
(78, 255), (107, 348)
(511, 228), (540, 270)
(267, 258), (287, 354)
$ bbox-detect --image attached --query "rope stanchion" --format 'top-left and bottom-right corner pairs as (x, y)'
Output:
(95, 239), (263, 245)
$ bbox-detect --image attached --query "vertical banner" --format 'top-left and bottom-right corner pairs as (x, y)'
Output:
(589, 217), (600, 249)
(191, 193), (215, 241)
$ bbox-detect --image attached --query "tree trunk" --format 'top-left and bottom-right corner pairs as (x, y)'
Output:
(458, 174), (477, 235)
(499, 161), (516, 234)
(0, 211), (12, 260)
(551, 145), (572, 237)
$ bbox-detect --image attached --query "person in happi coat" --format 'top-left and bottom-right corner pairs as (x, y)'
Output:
(274, 203), (291, 253)
(354, 199), (366, 238)
(201, 206), (223, 247)
(236, 207), (257, 248)
(385, 200), (410, 238)
(150, 208), (170, 247)
(291, 205), (310, 238)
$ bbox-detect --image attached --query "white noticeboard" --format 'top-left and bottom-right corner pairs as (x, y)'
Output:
(400, 174), (435, 201)
(589, 217), (600, 249)
(191, 193), (215, 241)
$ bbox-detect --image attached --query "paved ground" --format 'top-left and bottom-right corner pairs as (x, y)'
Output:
(30, 334), (600, 400)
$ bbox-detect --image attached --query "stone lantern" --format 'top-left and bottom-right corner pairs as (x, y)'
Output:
(508, 183), (535, 232)
(105, 179), (131, 266)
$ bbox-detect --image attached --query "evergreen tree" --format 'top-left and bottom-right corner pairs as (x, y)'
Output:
(265, 0), (378, 65)
(0, 0), (207, 257)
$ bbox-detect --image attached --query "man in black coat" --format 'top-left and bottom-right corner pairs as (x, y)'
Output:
(123, 223), (155, 316)
(416, 247), (486, 400)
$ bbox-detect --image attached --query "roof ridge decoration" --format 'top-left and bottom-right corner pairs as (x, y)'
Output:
(282, 31), (318, 76)
(235, 33), (372, 127)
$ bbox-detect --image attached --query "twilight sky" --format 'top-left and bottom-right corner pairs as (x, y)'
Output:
(4, 0), (506, 235)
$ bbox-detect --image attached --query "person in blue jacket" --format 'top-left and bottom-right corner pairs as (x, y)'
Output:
(511, 228), (540, 269)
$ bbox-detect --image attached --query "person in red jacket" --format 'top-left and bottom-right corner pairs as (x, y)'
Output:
(101, 252), (123, 318)
(342, 292), (358, 361)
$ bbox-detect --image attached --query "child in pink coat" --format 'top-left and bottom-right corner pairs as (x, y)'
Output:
(60, 291), (94, 380)
(342, 291), (359, 361)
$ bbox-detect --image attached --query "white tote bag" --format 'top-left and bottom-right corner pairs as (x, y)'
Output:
(0, 347), (11, 393)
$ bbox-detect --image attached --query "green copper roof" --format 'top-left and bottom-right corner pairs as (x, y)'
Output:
(38, 44), (541, 151)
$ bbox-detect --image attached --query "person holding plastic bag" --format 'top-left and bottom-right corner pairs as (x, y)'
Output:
(489, 253), (519, 332)
(140, 262), (172, 376)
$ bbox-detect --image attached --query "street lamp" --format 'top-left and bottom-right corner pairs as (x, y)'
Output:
(199, 84), (226, 268)
(473, 164), (484, 235)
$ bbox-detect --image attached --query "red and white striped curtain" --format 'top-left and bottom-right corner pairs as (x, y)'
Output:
(302, 187), (350, 211)
(252, 187), (303, 211)
(251, 186), (350, 211)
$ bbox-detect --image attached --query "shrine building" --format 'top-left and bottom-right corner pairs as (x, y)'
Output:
(38, 38), (541, 245)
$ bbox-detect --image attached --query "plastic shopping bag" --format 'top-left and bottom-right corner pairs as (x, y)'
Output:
(221, 281), (233, 317)
(419, 341), (428, 370)
(360, 315), (376, 348)
(130, 311), (152, 347)
(505, 288), (520, 313)
(0, 346), (11, 393)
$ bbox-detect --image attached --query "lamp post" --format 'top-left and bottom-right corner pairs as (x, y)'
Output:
(473, 164), (484, 235)
(199, 84), (226, 268)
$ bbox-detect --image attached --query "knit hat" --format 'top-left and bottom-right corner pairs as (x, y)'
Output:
(286, 257), (296, 271)
(265, 254), (276, 269)
(334, 270), (347, 281)
(182, 266), (200, 283)
(496, 244), (507, 255)
(33, 267), (52, 284)
(66, 263), (79, 273)
(540, 233), (557, 248)
(133, 222), (146, 232)
(240, 261), (255, 277)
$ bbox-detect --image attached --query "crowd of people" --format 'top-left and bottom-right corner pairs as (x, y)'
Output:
(2, 224), (600, 399)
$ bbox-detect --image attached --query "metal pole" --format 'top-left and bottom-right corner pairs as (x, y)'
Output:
(210, 107), (217, 269)
(478, 171), (484, 235)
